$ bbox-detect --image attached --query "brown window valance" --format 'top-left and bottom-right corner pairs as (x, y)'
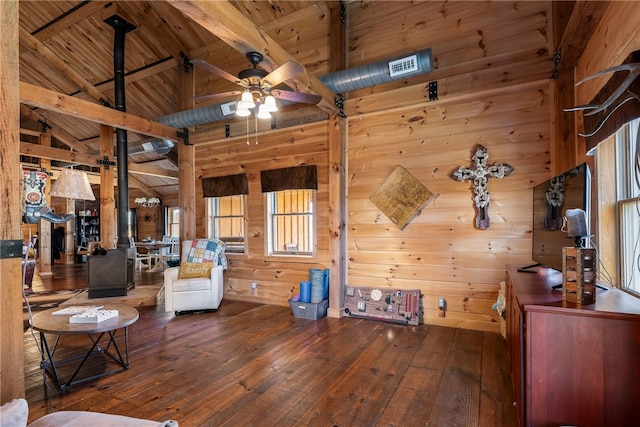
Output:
(583, 50), (640, 153)
(202, 173), (248, 197)
(261, 165), (317, 192)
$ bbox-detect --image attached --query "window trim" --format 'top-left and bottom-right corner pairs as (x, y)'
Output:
(165, 206), (180, 238)
(207, 194), (247, 255)
(264, 189), (316, 258)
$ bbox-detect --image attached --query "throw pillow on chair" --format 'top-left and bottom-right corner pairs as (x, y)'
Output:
(177, 262), (213, 279)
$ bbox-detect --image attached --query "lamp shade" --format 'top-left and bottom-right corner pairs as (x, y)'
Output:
(264, 95), (278, 112)
(50, 169), (95, 200)
(238, 91), (255, 110)
(235, 105), (251, 117)
(257, 103), (271, 120)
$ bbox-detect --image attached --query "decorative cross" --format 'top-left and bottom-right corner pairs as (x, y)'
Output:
(450, 144), (514, 229)
(97, 156), (116, 170)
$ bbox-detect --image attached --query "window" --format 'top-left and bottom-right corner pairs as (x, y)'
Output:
(266, 189), (315, 256)
(166, 207), (180, 237)
(208, 195), (246, 254)
(616, 118), (640, 295)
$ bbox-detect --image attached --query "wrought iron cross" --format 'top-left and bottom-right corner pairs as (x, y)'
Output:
(451, 144), (514, 229)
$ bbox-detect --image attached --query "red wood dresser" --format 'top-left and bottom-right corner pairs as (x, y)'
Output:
(505, 264), (640, 427)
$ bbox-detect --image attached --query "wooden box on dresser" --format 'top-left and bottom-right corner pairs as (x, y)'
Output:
(505, 264), (640, 427)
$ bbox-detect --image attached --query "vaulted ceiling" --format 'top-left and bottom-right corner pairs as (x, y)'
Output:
(18, 0), (338, 199)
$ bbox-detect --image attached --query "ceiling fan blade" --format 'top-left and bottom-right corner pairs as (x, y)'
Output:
(271, 89), (322, 105)
(191, 90), (242, 102)
(191, 59), (240, 84)
(263, 61), (304, 87)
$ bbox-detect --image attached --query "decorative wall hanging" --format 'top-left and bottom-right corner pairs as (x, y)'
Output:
(450, 144), (514, 230)
(564, 50), (640, 151)
(370, 165), (437, 230)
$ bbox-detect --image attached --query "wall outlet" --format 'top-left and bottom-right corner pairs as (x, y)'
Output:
(438, 297), (446, 317)
(251, 282), (258, 289)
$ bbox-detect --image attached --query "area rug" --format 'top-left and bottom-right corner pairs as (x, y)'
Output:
(23, 289), (84, 329)
(60, 284), (162, 309)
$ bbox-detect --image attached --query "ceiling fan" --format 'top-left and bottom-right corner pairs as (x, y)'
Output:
(190, 52), (322, 108)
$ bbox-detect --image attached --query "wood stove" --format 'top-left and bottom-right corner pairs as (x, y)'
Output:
(87, 249), (134, 298)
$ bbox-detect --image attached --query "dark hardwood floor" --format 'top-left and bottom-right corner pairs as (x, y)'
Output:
(23, 263), (517, 426)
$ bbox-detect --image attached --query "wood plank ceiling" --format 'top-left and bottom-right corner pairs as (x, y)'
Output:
(18, 0), (333, 198)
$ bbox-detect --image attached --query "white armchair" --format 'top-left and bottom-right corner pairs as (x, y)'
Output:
(163, 239), (226, 314)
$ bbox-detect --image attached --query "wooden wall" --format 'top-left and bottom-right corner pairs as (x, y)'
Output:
(188, 1), (556, 333)
(344, 2), (553, 332)
(346, 80), (551, 332)
(193, 122), (332, 304)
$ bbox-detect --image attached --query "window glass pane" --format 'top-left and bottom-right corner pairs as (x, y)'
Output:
(614, 118), (640, 295)
(267, 189), (314, 255)
(619, 199), (640, 295)
(166, 207), (179, 237)
(210, 195), (245, 253)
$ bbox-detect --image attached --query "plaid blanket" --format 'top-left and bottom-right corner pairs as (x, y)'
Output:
(187, 239), (227, 270)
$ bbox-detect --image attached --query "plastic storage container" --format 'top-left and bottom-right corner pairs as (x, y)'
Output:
(289, 299), (329, 320)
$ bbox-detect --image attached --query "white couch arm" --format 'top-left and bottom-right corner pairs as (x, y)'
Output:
(209, 265), (224, 308)
(163, 266), (180, 312)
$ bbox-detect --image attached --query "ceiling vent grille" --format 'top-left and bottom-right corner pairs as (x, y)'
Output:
(220, 101), (236, 116)
(388, 54), (419, 77)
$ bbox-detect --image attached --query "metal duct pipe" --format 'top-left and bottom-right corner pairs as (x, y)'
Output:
(320, 47), (433, 93)
(105, 14), (136, 249)
(157, 102), (234, 128)
(128, 138), (175, 155)
(157, 48), (434, 129)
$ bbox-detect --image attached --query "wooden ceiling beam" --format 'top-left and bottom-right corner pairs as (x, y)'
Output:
(129, 162), (178, 179)
(95, 57), (178, 92)
(127, 174), (161, 197)
(120, 1), (189, 63)
(19, 141), (178, 180)
(20, 141), (96, 166)
(20, 105), (92, 153)
(31, 1), (111, 41)
(556, 1), (609, 70)
(169, 0), (338, 115)
(19, 26), (115, 107)
(20, 82), (180, 141)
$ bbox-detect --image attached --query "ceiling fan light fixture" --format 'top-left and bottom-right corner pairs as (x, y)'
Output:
(238, 90), (255, 110)
(236, 105), (251, 117)
(257, 103), (271, 120)
(264, 95), (278, 112)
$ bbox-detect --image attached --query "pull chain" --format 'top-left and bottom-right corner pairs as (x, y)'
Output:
(255, 112), (259, 145)
(245, 113), (250, 145)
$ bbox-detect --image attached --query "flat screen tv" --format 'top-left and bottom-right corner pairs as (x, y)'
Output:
(527, 163), (591, 273)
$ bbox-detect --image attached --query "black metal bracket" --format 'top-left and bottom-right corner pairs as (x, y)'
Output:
(180, 51), (193, 73)
(335, 94), (346, 118)
(428, 81), (438, 101)
(0, 240), (23, 259)
(99, 98), (113, 108)
(551, 49), (561, 80)
(177, 128), (190, 145)
(225, 124), (230, 138)
(97, 155), (116, 170)
(339, 0), (346, 23)
(38, 120), (52, 133)
(271, 116), (277, 130)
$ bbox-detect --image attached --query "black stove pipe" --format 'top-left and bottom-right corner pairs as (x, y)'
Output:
(105, 15), (136, 249)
